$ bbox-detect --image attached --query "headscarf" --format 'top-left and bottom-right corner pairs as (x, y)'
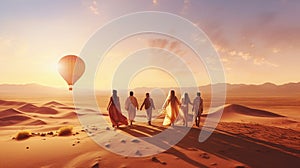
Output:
(181, 92), (191, 105)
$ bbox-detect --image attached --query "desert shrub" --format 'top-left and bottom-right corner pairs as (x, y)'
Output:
(57, 125), (73, 136)
(15, 130), (31, 140)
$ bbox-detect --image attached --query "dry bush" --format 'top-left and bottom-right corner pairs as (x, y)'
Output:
(57, 125), (73, 136)
(15, 130), (31, 140)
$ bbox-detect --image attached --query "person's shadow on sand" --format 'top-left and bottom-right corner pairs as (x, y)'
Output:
(120, 124), (300, 168)
(119, 124), (208, 168)
(176, 127), (300, 168)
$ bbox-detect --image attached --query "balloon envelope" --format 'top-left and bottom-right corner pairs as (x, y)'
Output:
(58, 55), (85, 90)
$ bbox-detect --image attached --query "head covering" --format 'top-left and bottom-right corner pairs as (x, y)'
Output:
(181, 92), (191, 104)
(112, 90), (119, 106)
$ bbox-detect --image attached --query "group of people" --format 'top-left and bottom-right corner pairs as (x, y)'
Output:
(107, 90), (155, 127)
(107, 89), (203, 128)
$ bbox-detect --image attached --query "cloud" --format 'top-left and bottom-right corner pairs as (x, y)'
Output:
(0, 36), (28, 61)
(239, 13), (300, 49)
(89, 0), (99, 15)
(272, 48), (280, 54)
(148, 38), (168, 48)
(147, 38), (187, 56)
(253, 58), (279, 67)
(192, 1), (300, 70)
(180, 0), (190, 15)
(215, 45), (278, 68)
(194, 2), (300, 70)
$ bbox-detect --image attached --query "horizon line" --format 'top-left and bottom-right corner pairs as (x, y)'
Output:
(0, 81), (299, 91)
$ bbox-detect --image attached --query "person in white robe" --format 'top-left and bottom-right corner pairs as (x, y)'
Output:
(192, 92), (203, 127)
(125, 91), (139, 126)
(180, 92), (192, 127)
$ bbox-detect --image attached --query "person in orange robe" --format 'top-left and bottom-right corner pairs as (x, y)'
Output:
(162, 90), (181, 126)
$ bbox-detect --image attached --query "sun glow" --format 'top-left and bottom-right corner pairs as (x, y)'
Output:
(128, 68), (179, 89)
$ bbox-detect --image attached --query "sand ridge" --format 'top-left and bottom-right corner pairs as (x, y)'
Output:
(0, 98), (299, 168)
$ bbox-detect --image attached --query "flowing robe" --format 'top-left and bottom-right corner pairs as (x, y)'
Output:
(108, 96), (128, 126)
(192, 96), (203, 118)
(181, 97), (192, 126)
(162, 97), (181, 126)
(125, 96), (139, 121)
(141, 97), (155, 121)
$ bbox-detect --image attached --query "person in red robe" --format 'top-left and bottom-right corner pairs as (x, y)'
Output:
(107, 90), (128, 128)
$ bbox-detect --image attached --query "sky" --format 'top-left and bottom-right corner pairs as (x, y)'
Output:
(0, 0), (299, 90)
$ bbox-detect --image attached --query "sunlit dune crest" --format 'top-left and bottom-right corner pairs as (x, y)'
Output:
(56, 111), (79, 119)
(0, 115), (31, 124)
(205, 104), (284, 118)
(18, 103), (39, 112)
(34, 107), (58, 115)
(43, 101), (65, 107)
(0, 108), (23, 117)
(18, 104), (58, 114)
(0, 113), (46, 126)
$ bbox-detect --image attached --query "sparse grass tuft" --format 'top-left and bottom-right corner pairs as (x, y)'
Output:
(15, 130), (31, 140)
(57, 125), (73, 136)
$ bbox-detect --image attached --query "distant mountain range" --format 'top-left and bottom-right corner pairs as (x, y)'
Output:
(223, 82), (300, 96)
(0, 83), (68, 97)
(0, 82), (300, 97)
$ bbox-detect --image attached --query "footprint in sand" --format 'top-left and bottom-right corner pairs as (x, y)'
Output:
(131, 139), (140, 143)
(235, 165), (246, 168)
(91, 163), (99, 168)
(200, 152), (210, 159)
(105, 143), (110, 148)
(151, 156), (167, 165)
(135, 150), (142, 156)
(211, 163), (217, 166)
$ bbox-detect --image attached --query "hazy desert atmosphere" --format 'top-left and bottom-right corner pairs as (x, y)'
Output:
(1, 1), (300, 168)
(0, 83), (299, 168)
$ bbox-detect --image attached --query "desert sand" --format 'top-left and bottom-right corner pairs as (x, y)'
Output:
(0, 91), (299, 168)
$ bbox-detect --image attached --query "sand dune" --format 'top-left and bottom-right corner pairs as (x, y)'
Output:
(0, 108), (46, 126)
(0, 114), (46, 126)
(18, 104), (58, 114)
(0, 108), (23, 117)
(0, 100), (80, 127)
(59, 106), (79, 110)
(0, 98), (299, 167)
(201, 104), (300, 131)
(204, 104), (284, 120)
(223, 104), (284, 117)
(56, 111), (78, 119)
(27, 119), (47, 125)
(43, 101), (66, 108)
(43, 101), (65, 106)
(0, 115), (31, 122)
(18, 103), (38, 112)
(34, 107), (58, 114)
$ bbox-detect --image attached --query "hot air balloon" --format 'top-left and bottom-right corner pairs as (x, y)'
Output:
(58, 55), (85, 91)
